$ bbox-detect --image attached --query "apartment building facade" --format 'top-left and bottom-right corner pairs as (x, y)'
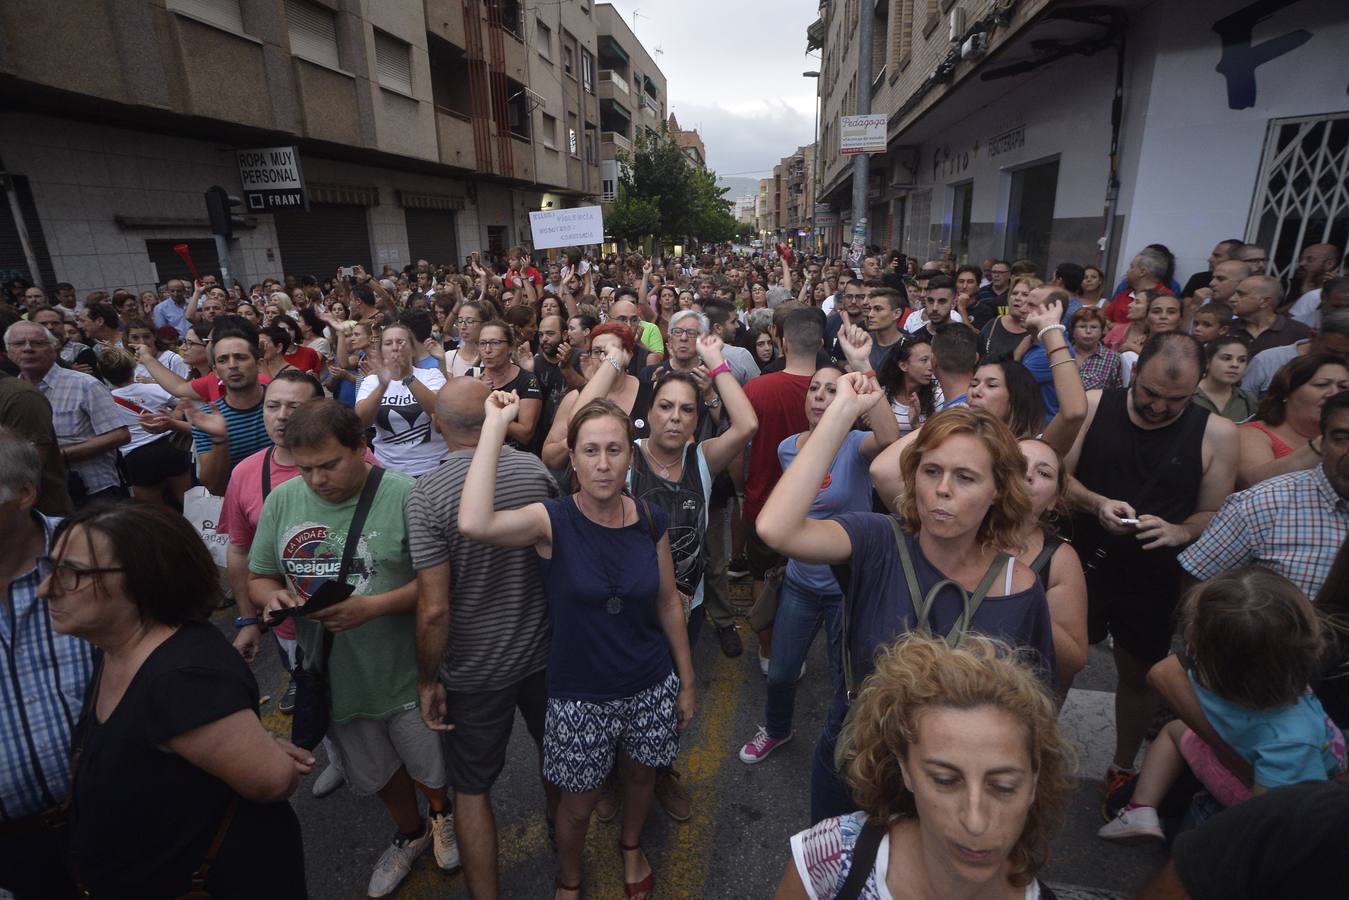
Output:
(0, 0), (609, 295)
(595, 2), (666, 203)
(812, 0), (1349, 287)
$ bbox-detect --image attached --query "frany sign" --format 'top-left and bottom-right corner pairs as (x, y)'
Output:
(237, 146), (306, 211)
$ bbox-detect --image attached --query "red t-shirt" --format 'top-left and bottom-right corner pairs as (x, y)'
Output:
(1105, 283), (1173, 324)
(189, 371), (272, 402)
(742, 371), (812, 523)
(284, 346), (323, 374)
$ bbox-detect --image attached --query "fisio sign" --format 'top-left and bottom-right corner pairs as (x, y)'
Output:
(237, 147), (306, 211)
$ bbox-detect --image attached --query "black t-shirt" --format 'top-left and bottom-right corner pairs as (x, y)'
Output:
(978, 317), (1028, 363)
(1172, 781), (1349, 899)
(491, 367), (543, 451)
(532, 354), (569, 454)
(1180, 269), (1212, 298)
(71, 622), (305, 900)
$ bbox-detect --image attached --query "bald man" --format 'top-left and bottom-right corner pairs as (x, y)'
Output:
(1287, 243), (1343, 325)
(408, 378), (559, 900)
(1231, 274), (1312, 356)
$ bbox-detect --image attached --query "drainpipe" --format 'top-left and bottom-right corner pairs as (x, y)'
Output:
(1098, 29), (1126, 273)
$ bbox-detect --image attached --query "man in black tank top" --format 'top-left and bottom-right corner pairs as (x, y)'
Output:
(1064, 334), (1239, 786)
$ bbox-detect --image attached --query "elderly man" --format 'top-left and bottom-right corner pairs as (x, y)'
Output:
(0, 428), (96, 899)
(1244, 307), (1349, 397)
(1106, 248), (1173, 323)
(7, 321), (128, 504)
(1179, 389), (1349, 599)
(1230, 274), (1312, 357)
(152, 279), (191, 339)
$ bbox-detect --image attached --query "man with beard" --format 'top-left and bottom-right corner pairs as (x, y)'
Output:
(528, 314), (570, 455)
(188, 323), (271, 495)
(1064, 333), (1238, 798)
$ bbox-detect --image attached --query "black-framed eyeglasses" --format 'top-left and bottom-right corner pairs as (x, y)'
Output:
(38, 557), (124, 593)
(668, 327), (700, 339)
(478, 339), (510, 350)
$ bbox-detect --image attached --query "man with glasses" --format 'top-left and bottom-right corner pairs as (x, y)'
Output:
(825, 280), (871, 349)
(1064, 332), (1238, 800)
(971, 260), (1011, 330)
(152, 279), (192, 339)
(607, 294), (661, 372)
(1235, 242), (1270, 274)
(0, 428), (95, 898)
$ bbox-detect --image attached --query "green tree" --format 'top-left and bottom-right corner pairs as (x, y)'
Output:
(615, 130), (734, 245)
(605, 187), (663, 247)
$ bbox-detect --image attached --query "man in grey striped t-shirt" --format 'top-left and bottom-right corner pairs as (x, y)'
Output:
(409, 379), (558, 899)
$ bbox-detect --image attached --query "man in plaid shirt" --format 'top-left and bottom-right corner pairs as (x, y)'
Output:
(1179, 389), (1349, 598)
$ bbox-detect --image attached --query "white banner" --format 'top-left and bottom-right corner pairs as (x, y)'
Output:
(528, 205), (605, 250)
(840, 114), (888, 155)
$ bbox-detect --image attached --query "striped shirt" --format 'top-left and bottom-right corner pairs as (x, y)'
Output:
(1178, 465), (1349, 598)
(406, 447), (557, 692)
(2, 513), (96, 820)
(191, 395), (271, 471)
(32, 364), (126, 494)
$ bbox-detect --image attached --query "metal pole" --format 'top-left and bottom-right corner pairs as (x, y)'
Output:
(213, 234), (233, 289)
(849, 6), (873, 267)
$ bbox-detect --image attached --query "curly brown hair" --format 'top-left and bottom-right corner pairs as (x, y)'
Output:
(898, 407), (1031, 553)
(846, 635), (1075, 887)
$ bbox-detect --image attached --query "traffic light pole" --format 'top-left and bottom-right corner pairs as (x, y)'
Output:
(214, 234), (233, 289)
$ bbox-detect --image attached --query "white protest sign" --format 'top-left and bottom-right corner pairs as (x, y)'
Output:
(529, 205), (605, 250)
(839, 114), (888, 155)
(237, 146), (305, 210)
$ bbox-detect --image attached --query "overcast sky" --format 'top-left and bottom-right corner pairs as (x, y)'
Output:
(603, 0), (819, 182)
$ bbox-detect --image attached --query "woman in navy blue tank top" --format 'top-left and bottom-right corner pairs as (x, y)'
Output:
(755, 374), (1058, 825)
(460, 391), (695, 900)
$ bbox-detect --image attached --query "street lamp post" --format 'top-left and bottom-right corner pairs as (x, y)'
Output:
(803, 70), (820, 255)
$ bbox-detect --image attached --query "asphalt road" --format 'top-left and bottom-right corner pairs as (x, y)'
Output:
(226, 585), (1161, 899)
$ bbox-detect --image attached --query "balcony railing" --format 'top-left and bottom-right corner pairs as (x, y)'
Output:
(598, 69), (628, 94)
(601, 131), (633, 155)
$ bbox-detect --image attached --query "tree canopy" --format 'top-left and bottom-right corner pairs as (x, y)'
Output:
(608, 130), (735, 246)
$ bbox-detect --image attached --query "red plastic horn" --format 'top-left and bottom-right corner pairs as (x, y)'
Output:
(173, 243), (201, 283)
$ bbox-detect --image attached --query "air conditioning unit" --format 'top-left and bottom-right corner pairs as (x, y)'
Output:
(960, 32), (988, 60)
(948, 7), (966, 42)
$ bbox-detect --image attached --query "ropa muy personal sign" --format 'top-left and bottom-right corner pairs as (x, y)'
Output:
(237, 146), (306, 211)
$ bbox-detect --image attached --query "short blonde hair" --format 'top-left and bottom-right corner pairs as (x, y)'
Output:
(268, 291), (294, 313)
(1010, 276), (1043, 295)
(898, 407), (1030, 553)
(847, 635), (1075, 887)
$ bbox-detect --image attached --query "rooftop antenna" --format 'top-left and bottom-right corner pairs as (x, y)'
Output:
(632, 9), (644, 36)
(653, 45), (664, 61)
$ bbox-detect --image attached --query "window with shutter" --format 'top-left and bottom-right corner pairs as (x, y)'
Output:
(374, 30), (413, 94)
(284, 0), (340, 70)
(167, 0), (244, 34)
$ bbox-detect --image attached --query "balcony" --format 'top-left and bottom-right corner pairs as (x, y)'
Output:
(598, 69), (629, 98)
(435, 109), (477, 171)
(601, 131), (633, 157)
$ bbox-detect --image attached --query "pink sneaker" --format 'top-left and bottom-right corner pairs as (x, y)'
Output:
(739, 726), (793, 764)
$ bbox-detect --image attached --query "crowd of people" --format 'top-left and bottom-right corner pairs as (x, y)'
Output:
(2, 235), (1348, 900)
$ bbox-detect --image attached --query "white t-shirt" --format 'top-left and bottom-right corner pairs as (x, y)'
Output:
(110, 382), (177, 454)
(903, 310), (965, 333)
(1289, 288), (1321, 328)
(356, 368), (448, 476)
(135, 350), (190, 383)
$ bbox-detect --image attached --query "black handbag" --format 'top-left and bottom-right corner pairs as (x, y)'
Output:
(290, 466), (384, 750)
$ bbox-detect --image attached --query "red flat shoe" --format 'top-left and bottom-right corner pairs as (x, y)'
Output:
(618, 842), (653, 899)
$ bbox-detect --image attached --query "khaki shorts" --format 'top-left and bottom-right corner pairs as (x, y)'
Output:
(329, 706), (446, 796)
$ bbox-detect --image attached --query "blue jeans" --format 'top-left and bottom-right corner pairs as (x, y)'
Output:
(810, 717), (855, 824)
(765, 576), (842, 738)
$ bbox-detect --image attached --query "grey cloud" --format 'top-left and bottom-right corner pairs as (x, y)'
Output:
(667, 99), (815, 178)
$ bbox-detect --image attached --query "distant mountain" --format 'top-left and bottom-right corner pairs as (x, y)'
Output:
(716, 176), (761, 200)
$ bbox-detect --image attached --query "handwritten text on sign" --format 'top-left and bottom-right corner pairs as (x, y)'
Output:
(528, 205), (605, 250)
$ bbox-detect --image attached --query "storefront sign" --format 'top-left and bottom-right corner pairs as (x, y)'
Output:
(529, 205), (605, 249)
(988, 125), (1026, 157)
(840, 114), (888, 155)
(237, 146), (305, 211)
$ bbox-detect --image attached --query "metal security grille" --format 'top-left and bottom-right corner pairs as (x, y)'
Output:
(905, 188), (931, 262)
(273, 204), (371, 280)
(1248, 113), (1349, 286)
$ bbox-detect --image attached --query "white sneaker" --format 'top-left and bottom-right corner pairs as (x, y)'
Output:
(311, 763), (345, 799)
(759, 652), (807, 681)
(429, 811), (461, 871)
(367, 823), (432, 897)
(1097, 805), (1164, 844)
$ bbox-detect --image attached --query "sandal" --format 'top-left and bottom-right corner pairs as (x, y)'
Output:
(554, 875), (583, 898)
(618, 841), (654, 899)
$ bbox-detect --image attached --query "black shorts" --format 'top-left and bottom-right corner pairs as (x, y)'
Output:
(442, 669), (547, 795)
(121, 438), (191, 487)
(745, 518), (783, 581)
(1087, 577), (1182, 664)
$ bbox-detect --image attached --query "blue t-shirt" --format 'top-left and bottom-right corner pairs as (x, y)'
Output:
(1021, 343), (1075, 421)
(778, 430), (873, 595)
(191, 396), (270, 470)
(1191, 673), (1342, 788)
(538, 496), (672, 701)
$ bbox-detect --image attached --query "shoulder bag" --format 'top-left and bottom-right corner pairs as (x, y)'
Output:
(833, 516), (1008, 774)
(290, 466), (384, 750)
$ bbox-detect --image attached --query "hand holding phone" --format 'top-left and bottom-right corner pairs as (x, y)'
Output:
(266, 578), (356, 624)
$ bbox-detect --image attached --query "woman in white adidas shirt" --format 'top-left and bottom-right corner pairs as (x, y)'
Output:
(775, 635), (1074, 900)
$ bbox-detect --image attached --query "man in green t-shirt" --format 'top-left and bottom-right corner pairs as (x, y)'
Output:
(249, 399), (457, 897)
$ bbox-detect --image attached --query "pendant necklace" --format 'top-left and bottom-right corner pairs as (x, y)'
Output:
(577, 493), (628, 615)
(643, 440), (683, 481)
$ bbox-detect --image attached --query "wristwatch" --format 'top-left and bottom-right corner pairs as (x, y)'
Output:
(705, 396), (722, 408)
(401, 374), (416, 387)
(233, 616), (259, 629)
